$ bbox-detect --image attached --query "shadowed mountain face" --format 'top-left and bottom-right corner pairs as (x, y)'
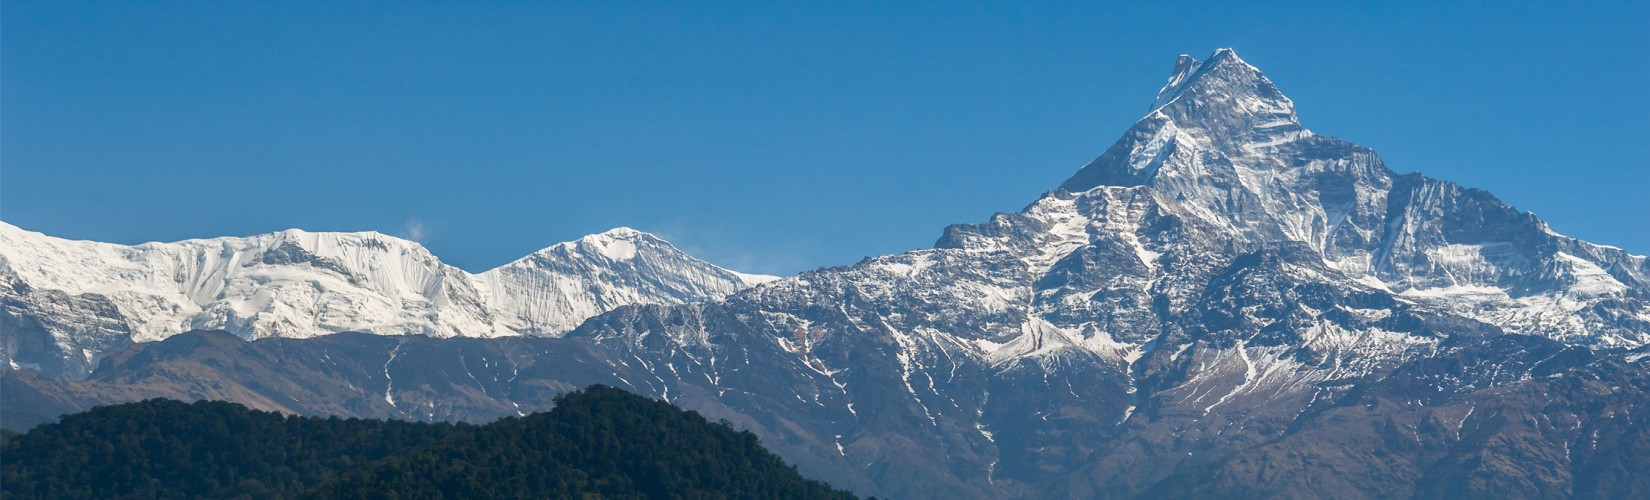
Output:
(4, 49), (1648, 498)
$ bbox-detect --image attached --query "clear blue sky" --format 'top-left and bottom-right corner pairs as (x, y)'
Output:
(4, 2), (1646, 274)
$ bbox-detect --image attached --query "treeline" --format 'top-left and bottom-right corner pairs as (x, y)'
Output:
(1, 386), (856, 499)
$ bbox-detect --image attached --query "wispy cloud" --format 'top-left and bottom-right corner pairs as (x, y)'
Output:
(401, 218), (428, 243)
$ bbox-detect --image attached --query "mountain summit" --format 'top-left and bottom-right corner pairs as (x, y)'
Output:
(1068, 48), (1305, 193)
(1059, 48), (1646, 346)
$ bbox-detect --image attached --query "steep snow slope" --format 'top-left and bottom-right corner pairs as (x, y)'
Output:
(0, 222), (773, 377)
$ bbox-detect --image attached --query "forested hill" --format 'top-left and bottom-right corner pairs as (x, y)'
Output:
(0, 386), (857, 499)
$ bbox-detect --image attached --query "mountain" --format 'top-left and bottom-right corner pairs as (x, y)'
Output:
(0, 223), (774, 378)
(1, 387), (855, 499)
(552, 48), (1650, 496)
(4, 48), (1648, 498)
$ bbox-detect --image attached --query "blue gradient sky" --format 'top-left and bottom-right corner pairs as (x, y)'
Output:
(4, 2), (1646, 274)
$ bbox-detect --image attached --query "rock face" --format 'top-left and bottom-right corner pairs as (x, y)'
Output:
(4, 49), (1648, 498)
(0, 224), (773, 378)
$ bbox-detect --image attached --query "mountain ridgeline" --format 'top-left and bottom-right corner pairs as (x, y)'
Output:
(0, 386), (855, 499)
(0, 224), (775, 378)
(3, 49), (1649, 498)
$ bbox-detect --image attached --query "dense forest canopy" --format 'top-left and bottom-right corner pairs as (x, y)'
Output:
(1, 386), (855, 499)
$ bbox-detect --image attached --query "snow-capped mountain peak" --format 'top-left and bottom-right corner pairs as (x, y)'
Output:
(475, 227), (776, 335)
(536, 227), (672, 263)
(0, 222), (776, 377)
(579, 227), (646, 261)
(553, 51), (1649, 495)
(1157, 54), (1203, 106)
(1148, 48), (1296, 125)
(1065, 48), (1309, 193)
(1062, 48), (1646, 346)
